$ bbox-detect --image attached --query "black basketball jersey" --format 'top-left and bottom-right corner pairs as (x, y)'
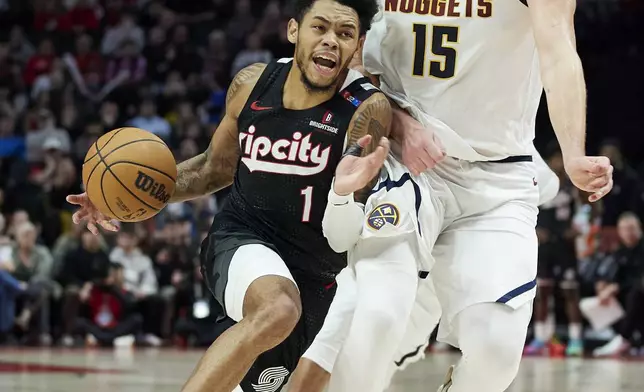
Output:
(214, 59), (379, 280)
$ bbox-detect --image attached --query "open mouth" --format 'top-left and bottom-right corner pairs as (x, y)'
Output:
(313, 54), (337, 76)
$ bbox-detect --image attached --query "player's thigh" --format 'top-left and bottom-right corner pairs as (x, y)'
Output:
(362, 156), (445, 272)
(201, 234), (299, 323)
(432, 200), (538, 346)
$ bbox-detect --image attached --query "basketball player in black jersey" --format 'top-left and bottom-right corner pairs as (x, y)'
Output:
(67, 0), (386, 391)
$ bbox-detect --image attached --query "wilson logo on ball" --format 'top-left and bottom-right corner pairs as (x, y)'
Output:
(134, 171), (171, 204)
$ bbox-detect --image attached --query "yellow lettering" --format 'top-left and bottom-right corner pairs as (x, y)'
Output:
(477, 0), (492, 18)
(430, 0), (447, 16)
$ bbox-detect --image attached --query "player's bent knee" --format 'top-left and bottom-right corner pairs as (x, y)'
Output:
(245, 286), (302, 346)
(459, 304), (530, 378)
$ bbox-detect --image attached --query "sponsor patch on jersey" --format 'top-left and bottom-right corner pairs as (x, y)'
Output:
(367, 203), (400, 230)
(341, 90), (362, 107)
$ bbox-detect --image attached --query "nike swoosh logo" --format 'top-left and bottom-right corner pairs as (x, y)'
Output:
(251, 101), (272, 111)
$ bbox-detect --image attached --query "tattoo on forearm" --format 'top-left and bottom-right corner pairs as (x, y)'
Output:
(171, 138), (238, 203)
(171, 63), (264, 203)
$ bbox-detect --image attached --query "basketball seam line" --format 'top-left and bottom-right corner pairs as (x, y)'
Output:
(99, 166), (121, 220)
(108, 161), (176, 182)
(84, 127), (124, 163)
(94, 141), (161, 218)
(85, 138), (167, 190)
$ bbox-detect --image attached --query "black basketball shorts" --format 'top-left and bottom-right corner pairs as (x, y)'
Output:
(200, 228), (337, 392)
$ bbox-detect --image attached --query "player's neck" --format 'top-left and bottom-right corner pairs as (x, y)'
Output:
(283, 67), (338, 110)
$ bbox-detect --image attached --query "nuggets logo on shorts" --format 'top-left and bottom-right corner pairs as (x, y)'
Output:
(367, 203), (400, 230)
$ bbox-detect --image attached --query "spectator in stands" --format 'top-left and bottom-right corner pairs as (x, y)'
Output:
(127, 99), (171, 141)
(151, 220), (195, 340)
(230, 32), (273, 78)
(593, 212), (644, 357)
(10, 221), (53, 344)
(597, 139), (643, 252)
(7, 26), (35, 67)
(143, 26), (169, 84)
(32, 0), (72, 33)
(75, 262), (142, 347)
(0, 260), (26, 344)
(104, 39), (147, 106)
(25, 108), (72, 163)
(201, 30), (230, 88)
(226, 0), (255, 51)
(69, 0), (101, 34)
(58, 230), (110, 346)
(101, 12), (145, 56)
(31, 136), (77, 209)
(109, 224), (163, 346)
(23, 39), (56, 87)
(0, 41), (22, 96)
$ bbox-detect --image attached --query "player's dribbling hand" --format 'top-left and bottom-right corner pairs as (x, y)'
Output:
(564, 156), (614, 202)
(333, 135), (390, 196)
(392, 107), (446, 176)
(66, 193), (119, 235)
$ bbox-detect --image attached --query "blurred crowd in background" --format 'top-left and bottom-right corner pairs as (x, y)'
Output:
(0, 0), (643, 358)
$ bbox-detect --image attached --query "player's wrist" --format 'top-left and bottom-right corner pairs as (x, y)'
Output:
(329, 179), (355, 204)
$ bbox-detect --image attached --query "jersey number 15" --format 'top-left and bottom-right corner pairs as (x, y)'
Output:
(412, 24), (459, 79)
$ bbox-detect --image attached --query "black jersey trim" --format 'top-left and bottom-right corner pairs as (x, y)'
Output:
(518, 0), (528, 6)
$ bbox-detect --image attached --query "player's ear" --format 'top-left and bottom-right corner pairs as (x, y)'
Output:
(287, 18), (299, 44)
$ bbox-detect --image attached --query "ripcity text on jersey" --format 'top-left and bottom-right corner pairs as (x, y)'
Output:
(211, 59), (379, 280)
(364, 0), (542, 160)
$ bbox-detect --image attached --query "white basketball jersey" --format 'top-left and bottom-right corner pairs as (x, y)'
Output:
(364, 0), (542, 161)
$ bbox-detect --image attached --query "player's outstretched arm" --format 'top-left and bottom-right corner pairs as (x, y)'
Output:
(528, 0), (612, 202)
(170, 63), (266, 203)
(322, 93), (391, 253)
(67, 64), (266, 233)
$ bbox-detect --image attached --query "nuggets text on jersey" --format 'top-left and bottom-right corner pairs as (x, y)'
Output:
(367, 203), (401, 230)
(384, 0), (492, 18)
(239, 125), (331, 176)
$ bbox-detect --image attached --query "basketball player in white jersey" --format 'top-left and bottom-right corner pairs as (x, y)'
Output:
(287, 0), (614, 391)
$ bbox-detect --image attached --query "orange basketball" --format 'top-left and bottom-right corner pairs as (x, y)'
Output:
(82, 127), (177, 222)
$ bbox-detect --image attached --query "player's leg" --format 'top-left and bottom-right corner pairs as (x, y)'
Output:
(287, 267), (357, 392)
(525, 233), (554, 355)
(383, 276), (442, 389)
(558, 239), (583, 356)
(326, 160), (444, 392)
(441, 301), (532, 392)
(433, 200), (538, 392)
(328, 237), (419, 392)
(183, 241), (301, 392)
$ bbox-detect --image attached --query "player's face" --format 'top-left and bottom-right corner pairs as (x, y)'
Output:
(290, 0), (361, 91)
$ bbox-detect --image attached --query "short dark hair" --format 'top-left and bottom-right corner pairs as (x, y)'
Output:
(294, 0), (379, 35)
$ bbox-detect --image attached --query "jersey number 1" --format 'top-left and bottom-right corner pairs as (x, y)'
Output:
(412, 25), (459, 79)
(300, 186), (313, 222)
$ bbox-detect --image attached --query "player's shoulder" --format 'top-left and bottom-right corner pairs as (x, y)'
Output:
(340, 69), (387, 109)
(226, 63), (268, 114)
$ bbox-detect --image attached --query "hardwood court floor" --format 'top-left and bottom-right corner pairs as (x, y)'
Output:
(0, 348), (642, 391)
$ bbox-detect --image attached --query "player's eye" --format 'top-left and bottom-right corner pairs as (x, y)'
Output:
(313, 25), (325, 32)
(340, 31), (354, 39)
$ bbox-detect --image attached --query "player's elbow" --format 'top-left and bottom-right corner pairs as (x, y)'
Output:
(322, 204), (365, 253)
